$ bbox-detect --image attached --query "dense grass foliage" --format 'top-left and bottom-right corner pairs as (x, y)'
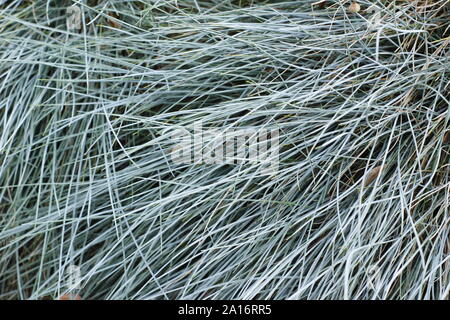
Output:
(0, 0), (448, 299)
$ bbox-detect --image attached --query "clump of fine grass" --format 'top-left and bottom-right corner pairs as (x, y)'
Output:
(0, 0), (448, 299)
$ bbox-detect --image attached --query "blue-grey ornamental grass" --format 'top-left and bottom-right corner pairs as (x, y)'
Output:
(0, 0), (448, 299)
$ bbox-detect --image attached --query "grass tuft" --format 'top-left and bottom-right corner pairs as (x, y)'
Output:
(0, 0), (448, 299)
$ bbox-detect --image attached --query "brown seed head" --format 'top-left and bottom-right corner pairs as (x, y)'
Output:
(364, 165), (383, 187)
(58, 293), (82, 300)
(348, 2), (361, 13)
